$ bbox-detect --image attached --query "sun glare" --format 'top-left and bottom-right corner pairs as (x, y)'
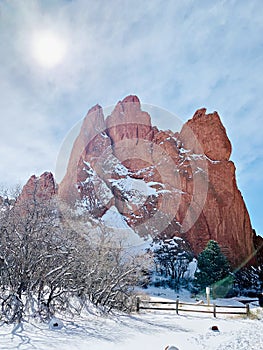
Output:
(31, 30), (67, 68)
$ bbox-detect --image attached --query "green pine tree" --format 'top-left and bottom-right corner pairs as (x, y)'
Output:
(195, 240), (232, 297)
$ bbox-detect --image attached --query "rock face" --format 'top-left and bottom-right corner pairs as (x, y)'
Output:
(180, 109), (254, 266)
(18, 172), (57, 203)
(180, 108), (232, 161)
(59, 104), (106, 205)
(253, 230), (263, 265)
(57, 95), (256, 267)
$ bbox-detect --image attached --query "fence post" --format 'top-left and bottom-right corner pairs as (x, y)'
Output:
(213, 303), (216, 318)
(246, 303), (250, 316)
(136, 297), (140, 313)
(206, 287), (211, 306)
(176, 297), (179, 315)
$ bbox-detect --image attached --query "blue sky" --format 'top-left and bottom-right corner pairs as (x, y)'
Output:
(0, 0), (262, 235)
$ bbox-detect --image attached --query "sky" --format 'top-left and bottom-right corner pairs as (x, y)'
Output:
(0, 0), (262, 235)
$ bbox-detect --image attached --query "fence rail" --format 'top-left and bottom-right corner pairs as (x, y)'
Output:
(136, 297), (250, 318)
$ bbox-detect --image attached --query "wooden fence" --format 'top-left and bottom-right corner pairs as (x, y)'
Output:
(136, 298), (250, 318)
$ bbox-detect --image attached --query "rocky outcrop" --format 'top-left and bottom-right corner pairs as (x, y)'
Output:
(59, 104), (106, 205)
(57, 95), (256, 267)
(180, 108), (232, 161)
(179, 110), (254, 267)
(18, 172), (56, 203)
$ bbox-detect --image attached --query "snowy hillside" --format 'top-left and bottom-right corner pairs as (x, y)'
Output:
(1, 292), (262, 350)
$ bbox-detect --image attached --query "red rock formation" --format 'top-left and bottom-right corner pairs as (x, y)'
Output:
(18, 172), (56, 203)
(59, 104), (106, 205)
(105, 95), (155, 166)
(179, 111), (254, 267)
(180, 108), (232, 161)
(57, 95), (257, 267)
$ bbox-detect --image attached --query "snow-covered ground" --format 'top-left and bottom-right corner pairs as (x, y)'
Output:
(0, 288), (262, 350)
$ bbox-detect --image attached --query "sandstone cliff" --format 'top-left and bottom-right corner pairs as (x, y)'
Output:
(18, 172), (56, 203)
(57, 95), (256, 267)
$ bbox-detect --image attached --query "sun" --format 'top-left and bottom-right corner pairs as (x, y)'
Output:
(31, 30), (67, 68)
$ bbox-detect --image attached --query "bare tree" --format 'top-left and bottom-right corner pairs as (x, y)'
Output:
(150, 237), (193, 290)
(0, 184), (64, 321)
(0, 185), (150, 323)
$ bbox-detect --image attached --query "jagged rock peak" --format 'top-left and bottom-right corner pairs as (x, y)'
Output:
(19, 172), (56, 202)
(87, 103), (102, 115)
(192, 108), (207, 119)
(122, 95), (141, 103)
(107, 95), (150, 126)
(105, 95), (152, 147)
(58, 103), (107, 204)
(114, 95), (141, 112)
(82, 103), (105, 132)
(180, 108), (232, 161)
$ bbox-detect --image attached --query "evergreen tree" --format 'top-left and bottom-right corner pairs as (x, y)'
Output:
(195, 240), (231, 296)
